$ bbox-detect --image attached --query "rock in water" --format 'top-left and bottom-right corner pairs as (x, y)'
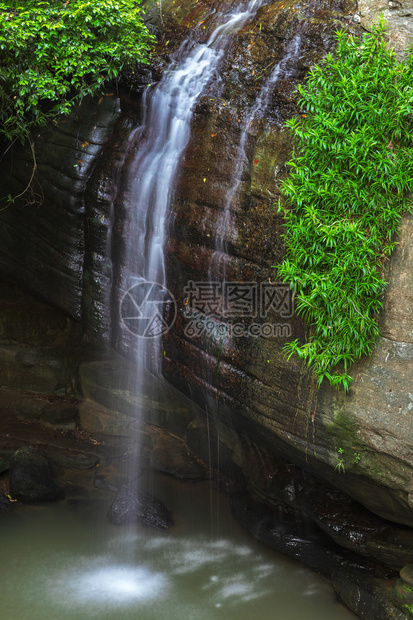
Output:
(0, 492), (13, 513)
(9, 446), (64, 502)
(107, 483), (173, 529)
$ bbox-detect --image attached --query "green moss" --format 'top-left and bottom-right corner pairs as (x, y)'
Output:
(399, 602), (413, 618)
(326, 411), (358, 445)
(326, 410), (365, 470)
(392, 580), (413, 617)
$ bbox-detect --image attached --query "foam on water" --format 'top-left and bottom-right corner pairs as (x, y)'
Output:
(43, 535), (277, 615)
(47, 558), (169, 612)
(218, 575), (259, 600)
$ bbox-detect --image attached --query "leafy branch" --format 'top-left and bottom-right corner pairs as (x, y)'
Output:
(0, 0), (155, 148)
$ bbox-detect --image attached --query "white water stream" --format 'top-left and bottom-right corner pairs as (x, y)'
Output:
(121, 0), (269, 374)
(210, 33), (302, 275)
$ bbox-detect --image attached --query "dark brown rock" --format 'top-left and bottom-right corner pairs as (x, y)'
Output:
(107, 483), (174, 529)
(40, 402), (78, 427)
(9, 446), (64, 502)
(333, 568), (409, 620)
(150, 431), (207, 480)
(0, 492), (14, 513)
(0, 96), (122, 321)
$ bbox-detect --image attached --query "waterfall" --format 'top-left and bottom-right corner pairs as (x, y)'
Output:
(117, 0), (303, 450)
(119, 0), (269, 377)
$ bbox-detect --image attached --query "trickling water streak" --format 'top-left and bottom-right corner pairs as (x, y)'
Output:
(209, 34), (303, 278)
(202, 37), (303, 480)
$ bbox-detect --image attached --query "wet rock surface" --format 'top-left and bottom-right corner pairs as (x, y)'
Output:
(40, 402), (78, 428)
(231, 491), (413, 619)
(107, 482), (174, 529)
(358, 0), (413, 58)
(0, 492), (13, 513)
(9, 446), (64, 502)
(150, 430), (207, 480)
(333, 568), (410, 620)
(229, 491), (390, 579)
(235, 437), (413, 569)
(0, 282), (82, 394)
(0, 96), (122, 321)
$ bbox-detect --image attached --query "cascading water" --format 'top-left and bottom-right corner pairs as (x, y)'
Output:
(119, 0), (270, 379)
(113, 0), (272, 568)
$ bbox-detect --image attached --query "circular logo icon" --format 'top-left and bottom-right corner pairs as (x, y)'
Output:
(120, 281), (176, 339)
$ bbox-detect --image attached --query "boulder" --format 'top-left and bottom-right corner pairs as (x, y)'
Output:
(0, 492), (13, 513)
(78, 358), (194, 437)
(40, 401), (78, 427)
(333, 567), (410, 620)
(229, 492), (386, 579)
(150, 431), (207, 481)
(107, 483), (173, 529)
(44, 447), (99, 470)
(9, 446), (64, 502)
(77, 399), (133, 437)
(358, 0), (413, 59)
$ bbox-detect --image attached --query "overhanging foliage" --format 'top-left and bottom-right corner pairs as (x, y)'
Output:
(0, 0), (154, 145)
(276, 19), (413, 391)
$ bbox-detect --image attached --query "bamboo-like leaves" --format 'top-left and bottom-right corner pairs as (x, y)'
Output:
(276, 18), (413, 391)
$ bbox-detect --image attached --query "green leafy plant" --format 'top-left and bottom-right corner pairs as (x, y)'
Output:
(0, 0), (154, 147)
(276, 18), (413, 391)
(334, 448), (346, 474)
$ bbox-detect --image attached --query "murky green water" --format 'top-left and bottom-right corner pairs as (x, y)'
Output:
(0, 473), (357, 620)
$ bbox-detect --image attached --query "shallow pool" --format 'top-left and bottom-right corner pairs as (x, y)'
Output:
(0, 472), (357, 620)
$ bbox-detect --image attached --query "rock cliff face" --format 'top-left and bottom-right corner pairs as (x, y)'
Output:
(0, 95), (122, 321)
(161, 0), (413, 532)
(358, 0), (413, 58)
(1, 0), (413, 584)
